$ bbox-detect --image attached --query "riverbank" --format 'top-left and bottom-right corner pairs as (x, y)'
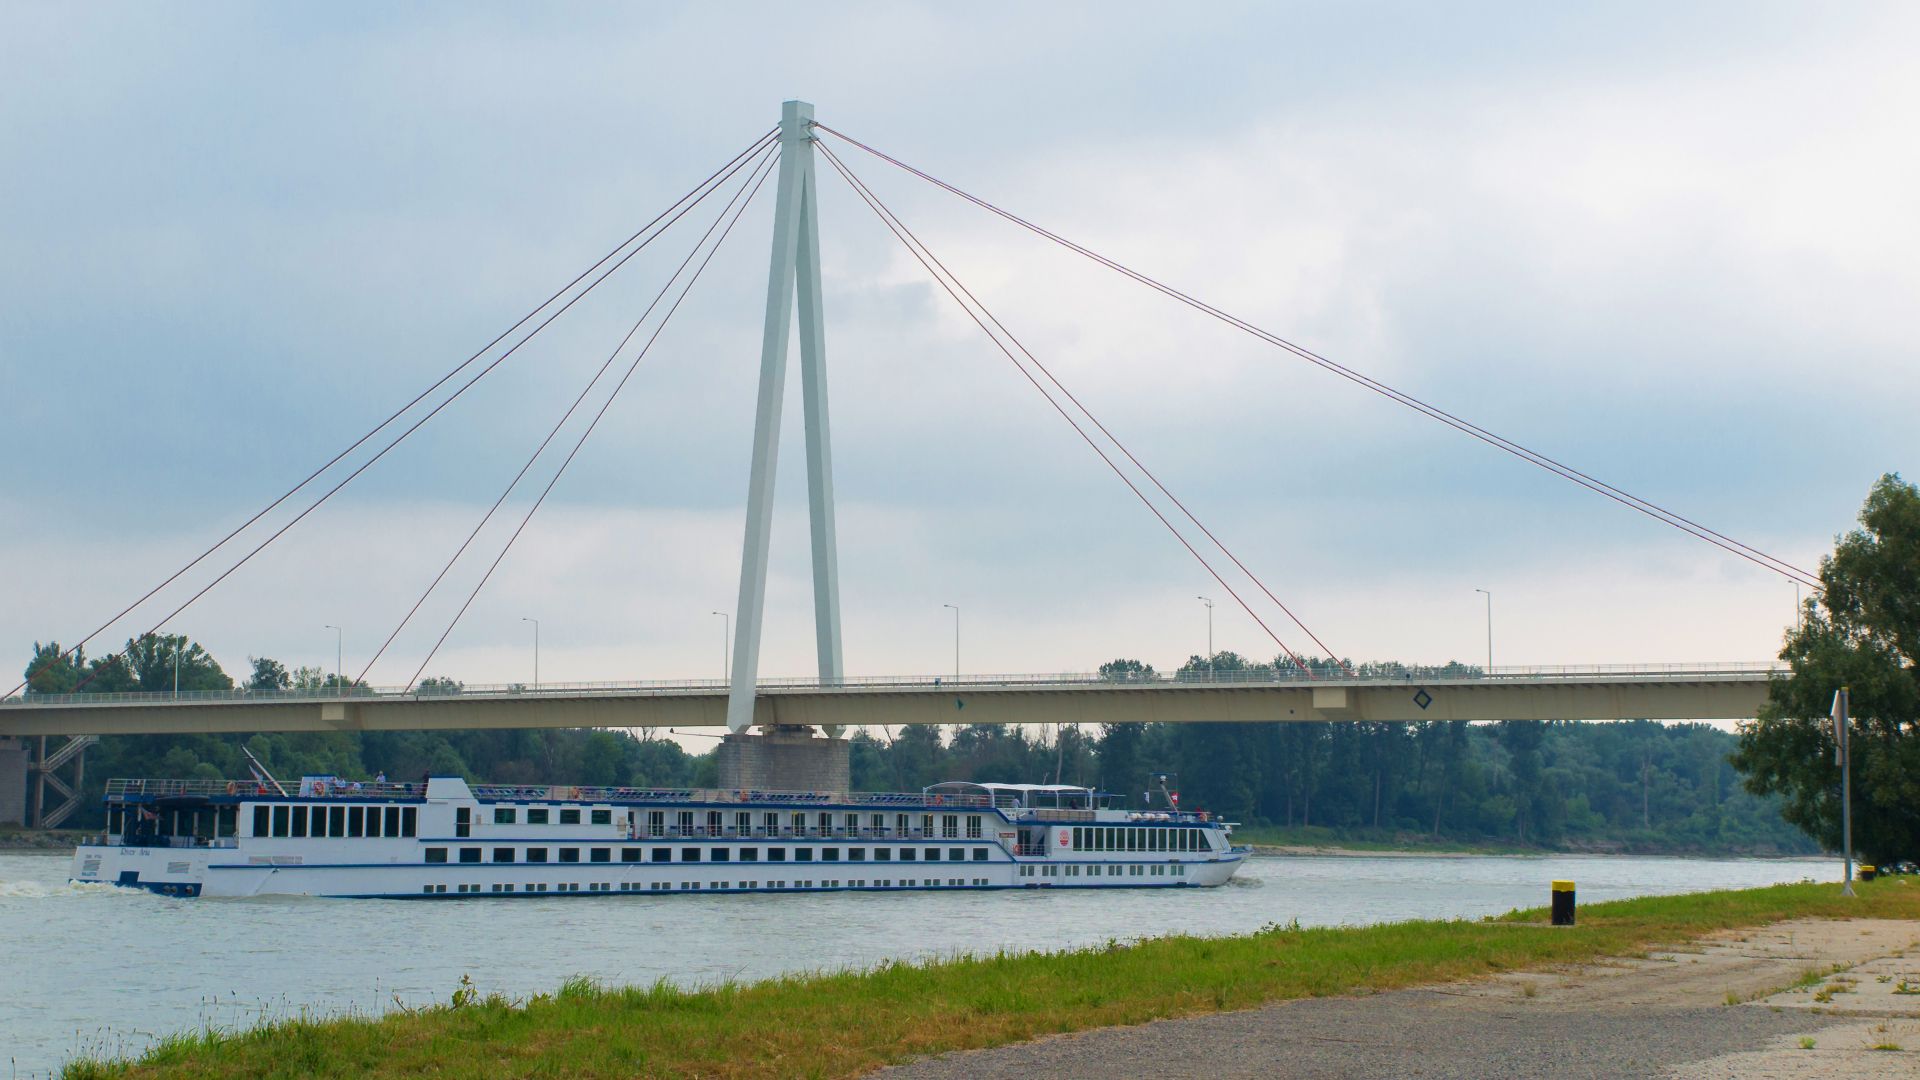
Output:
(64, 878), (1918, 1079)
(1231, 824), (1818, 859)
(0, 826), (84, 852)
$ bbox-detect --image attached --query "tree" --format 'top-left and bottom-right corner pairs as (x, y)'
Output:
(1098, 658), (1157, 682)
(123, 633), (232, 692)
(24, 642), (84, 694)
(248, 656), (292, 691)
(1733, 473), (1920, 865)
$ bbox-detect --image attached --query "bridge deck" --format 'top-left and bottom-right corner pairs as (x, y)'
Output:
(0, 665), (1781, 736)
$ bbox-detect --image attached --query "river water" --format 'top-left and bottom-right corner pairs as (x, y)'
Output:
(0, 851), (1835, 1076)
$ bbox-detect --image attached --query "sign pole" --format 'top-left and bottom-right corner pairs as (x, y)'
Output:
(1834, 686), (1854, 897)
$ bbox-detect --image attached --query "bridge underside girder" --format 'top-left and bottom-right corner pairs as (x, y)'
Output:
(0, 677), (1772, 737)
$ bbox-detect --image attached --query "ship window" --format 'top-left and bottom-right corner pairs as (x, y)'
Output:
(591, 809), (612, 826)
(849, 848), (865, 861)
(871, 813), (886, 833)
(790, 812), (806, 834)
(874, 848), (891, 862)
(681, 811), (697, 835)
(525, 848), (548, 863)
(794, 848), (813, 862)
(621, 848), (640, 863)
(710, 848), (730, 862)
(921, 814), (934, 837)
(973, 848), (988, 861)
(328, 806), (345, 836)
(309, 808), (327, 838)
(559, 848), (580, 863)
(946, 849), (964, 862)
(455, 807), (471, 838)
(253, 806), (270, 837)
(924, 848), (940, 862)
(425, 847), (448, 863)
(403, 807), (417, 837)
(822, 848), (839, 861)
(942, 814), (959, 838)
(590, 848), (610, 863)
(560, 809), (581, 825)
(738, 848), (758, 862)
(651, 848), (671, 863)
(527, 808), (550, 825)
(966, 816), (982, 839)
(897, 848), (914, 862)
(494, 807), (516, 825)
(767, 848), (786, 862)
(384, 807), (401, 836)
(346, 806), (363, 837)
(459, 848), (481, 863)
(494, 848), (515, 863)
(1072, 827), (1083, 849)
(680, 848), (701, 863)
(895, 813), (910, 836)
(290, 806), (308, 838)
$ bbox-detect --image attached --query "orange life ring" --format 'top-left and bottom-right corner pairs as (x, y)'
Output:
(225, 781), (238, 796)
(313, 781), (328, 796)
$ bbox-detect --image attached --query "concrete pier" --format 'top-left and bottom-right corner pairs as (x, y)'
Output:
(0, 737), (26, 826)
(716, 726), (850, 794)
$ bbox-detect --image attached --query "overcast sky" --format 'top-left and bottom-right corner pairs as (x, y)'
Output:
(3, 2), (1914, 696)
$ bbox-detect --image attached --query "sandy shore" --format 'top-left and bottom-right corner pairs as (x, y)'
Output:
(880, 917), (1920, 1079)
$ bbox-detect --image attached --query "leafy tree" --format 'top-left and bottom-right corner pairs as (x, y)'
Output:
(123, 633), (232, 692)
(24, 642), (84, 694)
(1097, 658), (1157, 681)
(1733, 473), (1920, 865)
(248, 656), (292, 691)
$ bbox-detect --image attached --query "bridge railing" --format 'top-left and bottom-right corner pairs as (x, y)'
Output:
(2, 661), (1787, 708)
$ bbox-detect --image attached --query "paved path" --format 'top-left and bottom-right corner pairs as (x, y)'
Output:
(877, 919), (1920, 1080)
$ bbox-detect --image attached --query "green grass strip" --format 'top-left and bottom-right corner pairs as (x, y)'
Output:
(68, 879), (1918, 1080)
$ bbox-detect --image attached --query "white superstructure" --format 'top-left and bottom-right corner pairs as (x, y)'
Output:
(71, 777), (1246, 898)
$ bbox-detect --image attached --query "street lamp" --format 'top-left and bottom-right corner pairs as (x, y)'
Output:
(1196, 597), (1215, 678)
(322, 622), (341, 687)
(1474, 589), (1493, 673)
(942, 604), (960, 679)
(521, 617), (540, 690)
(710, 611), (729, 682)
(172, 634), (181, 697)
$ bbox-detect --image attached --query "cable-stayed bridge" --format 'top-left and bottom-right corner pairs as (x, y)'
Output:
(3, 102), (1812, 824)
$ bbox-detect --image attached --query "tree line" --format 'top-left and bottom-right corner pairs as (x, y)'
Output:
(18, 636), (1810, 853)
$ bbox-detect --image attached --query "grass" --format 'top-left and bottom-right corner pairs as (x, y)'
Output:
(65, 879), (1919, 1080)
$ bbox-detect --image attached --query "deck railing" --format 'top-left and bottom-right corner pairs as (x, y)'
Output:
(102, 778), (996, 809)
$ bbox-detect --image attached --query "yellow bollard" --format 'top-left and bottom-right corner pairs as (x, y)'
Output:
(1551, 880), (1576, 926)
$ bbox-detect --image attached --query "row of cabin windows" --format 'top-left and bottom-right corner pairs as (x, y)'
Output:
(488, 807), (616, 826)
(1070, 826), (1211, 853)
(635, 810), (987, 839)
(252, 804), (417, 839)
(425, 878), (995, 895)
(425, 845), (996, 865)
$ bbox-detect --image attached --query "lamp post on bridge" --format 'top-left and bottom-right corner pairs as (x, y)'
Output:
(1474, 589), (1493, 674)
(711, 611), (729, 683)
(1197, 596), (1215, 679)
(521, 617), (540, 691)
(942, 604), (959, 680)
(323, 625), (342, 693)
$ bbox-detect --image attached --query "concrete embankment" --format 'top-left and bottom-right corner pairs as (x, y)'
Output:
(882, 918), (1920, 1079)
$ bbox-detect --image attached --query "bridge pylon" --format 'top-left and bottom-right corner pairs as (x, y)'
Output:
(727, 100), (844, 736)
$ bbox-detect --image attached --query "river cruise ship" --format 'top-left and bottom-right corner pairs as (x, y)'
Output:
(70, 776), (1247, 898)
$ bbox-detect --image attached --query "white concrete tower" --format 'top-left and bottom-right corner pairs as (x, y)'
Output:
(726, 100), (843, 734)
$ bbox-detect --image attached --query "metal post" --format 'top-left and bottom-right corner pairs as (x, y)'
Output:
(727, 99), (843, 735)
(1197, 597), (1214, 678)
(1835, 687), (1855, 897)
(1475, 589), (1493, 673)
(521, 617), (540, 690)
(943, 604), (959, 679)
(324, 625), (342, 692)
(173, 639), (180, 697)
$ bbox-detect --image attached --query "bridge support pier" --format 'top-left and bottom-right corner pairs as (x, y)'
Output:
(716, 726), (848, 795)
(0, 737), (28, 827)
